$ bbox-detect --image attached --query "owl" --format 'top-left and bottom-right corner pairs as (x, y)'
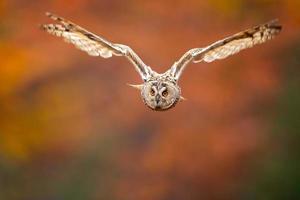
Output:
(41, 12), (282, 111)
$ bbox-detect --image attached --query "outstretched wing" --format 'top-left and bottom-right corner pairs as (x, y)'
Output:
(170, 20), (282, 80)
(41, 12), (152, 81)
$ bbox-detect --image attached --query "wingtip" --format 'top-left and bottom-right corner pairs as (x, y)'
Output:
(265, 19), (282, 33)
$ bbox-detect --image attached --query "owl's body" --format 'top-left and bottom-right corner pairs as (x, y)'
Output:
(41, 13), (282, 111)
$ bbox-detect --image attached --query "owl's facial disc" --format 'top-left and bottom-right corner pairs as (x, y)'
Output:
(141, 81), (180, 111)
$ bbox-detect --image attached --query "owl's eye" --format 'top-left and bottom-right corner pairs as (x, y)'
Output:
(150, 89), (155, 96)
(162, 90), (168, 97)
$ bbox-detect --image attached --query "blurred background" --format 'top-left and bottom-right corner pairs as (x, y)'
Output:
(0, 0), (299, 199)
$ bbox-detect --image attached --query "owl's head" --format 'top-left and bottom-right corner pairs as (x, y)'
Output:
(139, 81), (181, 111)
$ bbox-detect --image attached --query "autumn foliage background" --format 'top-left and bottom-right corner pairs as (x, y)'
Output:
(0, 0), (300, 199)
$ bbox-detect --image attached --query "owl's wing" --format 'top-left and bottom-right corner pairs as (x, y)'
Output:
(41, 12), (152, 81)
(169, 20), (282, 80)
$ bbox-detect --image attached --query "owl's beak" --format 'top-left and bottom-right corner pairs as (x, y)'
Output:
(127, 83), (143, 90)
(155, 95), (161, 104)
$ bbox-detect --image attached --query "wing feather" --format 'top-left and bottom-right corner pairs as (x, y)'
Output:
(41, 12), (152, 80)
(170, 20), (282, 80)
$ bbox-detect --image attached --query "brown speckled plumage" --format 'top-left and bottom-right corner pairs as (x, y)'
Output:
(41, 12), (282, 111)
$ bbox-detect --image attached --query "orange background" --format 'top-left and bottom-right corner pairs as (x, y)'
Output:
(0, 0), (300, 199)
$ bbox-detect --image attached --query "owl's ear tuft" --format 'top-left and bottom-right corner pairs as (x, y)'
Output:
(127, 83), (143, 90)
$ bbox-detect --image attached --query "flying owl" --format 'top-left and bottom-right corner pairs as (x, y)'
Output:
(41, 12), (282, 111)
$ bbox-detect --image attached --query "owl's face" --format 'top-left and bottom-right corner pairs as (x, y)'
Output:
(141, 81), (180, 111)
